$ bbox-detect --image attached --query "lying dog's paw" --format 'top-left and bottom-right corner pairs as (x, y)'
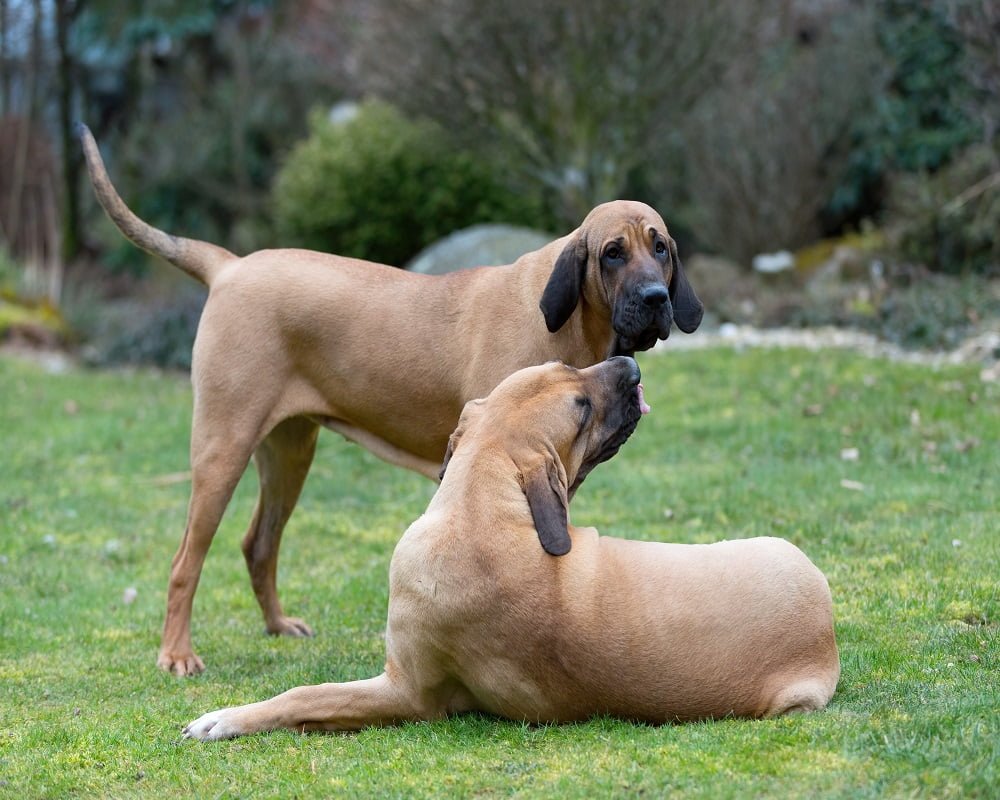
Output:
(182, 708), (244, 741)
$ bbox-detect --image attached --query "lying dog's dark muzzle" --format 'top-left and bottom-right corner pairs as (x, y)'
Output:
(569, 357), (643, 497)
(612, 356), (644, 439)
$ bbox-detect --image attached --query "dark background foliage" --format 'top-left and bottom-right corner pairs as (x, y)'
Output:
(0, 0), (997, 364)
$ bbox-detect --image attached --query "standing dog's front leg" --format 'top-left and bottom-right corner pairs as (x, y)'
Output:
(182, 672), (432, 741)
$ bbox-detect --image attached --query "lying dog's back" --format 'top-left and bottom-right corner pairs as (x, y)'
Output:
(577, 534), (839, 721)
(391, 517), (838, 723)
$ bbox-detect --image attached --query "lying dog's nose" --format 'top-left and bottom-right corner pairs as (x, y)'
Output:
(608, 355), (641, 386)
(640, 285), (669, 308)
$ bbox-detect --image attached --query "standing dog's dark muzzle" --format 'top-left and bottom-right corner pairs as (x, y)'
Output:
(612, 279), (674, 356)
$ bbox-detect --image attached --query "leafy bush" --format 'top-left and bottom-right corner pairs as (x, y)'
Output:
(788, 261), (999, 351)
(92, 289), (205, 370)
(77, 6), (338, 275)
(874, 270), (999, 349)
(273, 101), (542, 266)
(825, 0), (981, 231)
(888, 144), (1000, 275)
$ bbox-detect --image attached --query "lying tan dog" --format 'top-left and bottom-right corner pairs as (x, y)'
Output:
(79, 125), (704, 676)
(183, 358), (839, 740)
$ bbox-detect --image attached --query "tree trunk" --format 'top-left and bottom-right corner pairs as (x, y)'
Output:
(7, 0), (42, 244)
(56, 0), (81, 266)
(0, 0), (9, 115)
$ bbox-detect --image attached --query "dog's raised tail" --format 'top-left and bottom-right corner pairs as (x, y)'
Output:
(78, 123), (234, 286)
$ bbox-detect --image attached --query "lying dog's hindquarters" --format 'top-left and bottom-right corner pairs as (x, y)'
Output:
(78, 125), (703, 676)
(184, 358), (839, 739)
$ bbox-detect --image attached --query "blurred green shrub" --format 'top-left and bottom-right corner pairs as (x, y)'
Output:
(825, 0), (980, 231)
(889, 144), (1000, 275)
(789, 263), (998, 351)
(875, 271), (999, 349)
(273, 101), (542, 266)
(92, 289), (205, 370)
(87, 13), (337, 276)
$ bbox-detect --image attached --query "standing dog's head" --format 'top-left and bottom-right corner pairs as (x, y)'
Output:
(439, 357), (646, 556)
(539, 201), (703, 356)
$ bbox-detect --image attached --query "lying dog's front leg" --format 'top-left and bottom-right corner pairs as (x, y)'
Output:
(183, 673), (429, 741)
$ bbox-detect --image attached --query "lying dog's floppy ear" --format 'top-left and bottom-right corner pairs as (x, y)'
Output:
(540, 236), (588, 333)
(519, 457), (572, 556)
(439, 398), (485, 481)
(668, 239), (704, 334)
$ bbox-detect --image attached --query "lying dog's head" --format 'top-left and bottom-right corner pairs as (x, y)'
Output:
(539, 201), (703, 354)
(539, 201), (703, 356)
(439, 357), (645, 556)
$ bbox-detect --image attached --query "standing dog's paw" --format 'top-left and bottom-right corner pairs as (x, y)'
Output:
(158, 649), (206, 677)
(182, 708), (245, 741)
(266, 615), (315, 638)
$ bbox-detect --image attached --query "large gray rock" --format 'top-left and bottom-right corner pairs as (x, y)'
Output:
(406, 224), (554, 275)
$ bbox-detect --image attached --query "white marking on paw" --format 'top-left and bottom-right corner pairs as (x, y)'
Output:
(182, 708), (243, 741)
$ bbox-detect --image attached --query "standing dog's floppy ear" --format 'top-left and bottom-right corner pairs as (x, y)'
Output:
(439, 399), (485, 481)
(540, 237), (588, 333)
(519, 456), (572, 556)
(668, 239), (704, 334)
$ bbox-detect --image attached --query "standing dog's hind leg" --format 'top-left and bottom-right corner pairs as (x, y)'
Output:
(242, 416), (320, 638)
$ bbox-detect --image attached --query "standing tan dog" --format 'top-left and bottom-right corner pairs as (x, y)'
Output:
(79, 126), (704, 676)
(182, 357), (839, 740)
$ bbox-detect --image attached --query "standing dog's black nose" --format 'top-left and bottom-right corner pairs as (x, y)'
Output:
(640, 285), (669, 308)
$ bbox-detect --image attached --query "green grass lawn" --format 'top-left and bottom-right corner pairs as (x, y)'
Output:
(1, 345), (997, 798)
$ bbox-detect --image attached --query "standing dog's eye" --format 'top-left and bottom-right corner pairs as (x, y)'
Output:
(655, 241), (666, 255)
(605, 245), (623, 261)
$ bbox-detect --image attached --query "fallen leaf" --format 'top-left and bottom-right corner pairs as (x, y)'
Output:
(840, 479), (865, 491)
(840, 447), (860, 461)
(803, 404), (823, 417)
(63, 400), (79, 415)
(123, 587), (138, 604)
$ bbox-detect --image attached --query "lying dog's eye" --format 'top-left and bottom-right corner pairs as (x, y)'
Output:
(605, 246), (623, 261)
(575, 396), (591, 408)
(655, 241), (666, 255)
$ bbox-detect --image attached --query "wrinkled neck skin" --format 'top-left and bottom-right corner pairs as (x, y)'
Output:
(430, 437), (567, 537)
(550, 295), (618, 367)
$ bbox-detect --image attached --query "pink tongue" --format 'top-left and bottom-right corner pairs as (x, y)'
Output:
(637, 383), (651, 415)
